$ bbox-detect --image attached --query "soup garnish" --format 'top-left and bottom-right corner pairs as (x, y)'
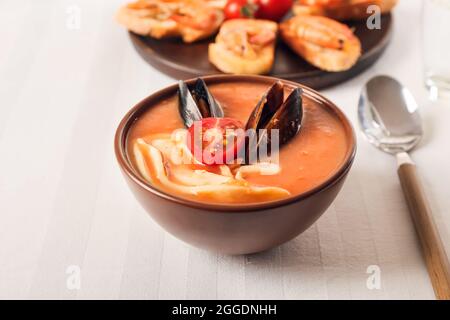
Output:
(187, 117), (245, 165)
(178, 78), (224, 127)
(178, 78), (303, 164)
(244, 81), (303, 163)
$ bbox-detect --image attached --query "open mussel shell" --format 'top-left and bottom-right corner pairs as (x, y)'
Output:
(264, 87), (303, 146)
(178, 78), (224, 128)
(192, 79), (224, 118)
(244, 84), (303, 163)
(245, 81), (284, 132)
(178, 81), (202, 128)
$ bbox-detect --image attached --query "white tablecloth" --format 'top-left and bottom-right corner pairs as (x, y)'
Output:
(1, 0), (448, 299)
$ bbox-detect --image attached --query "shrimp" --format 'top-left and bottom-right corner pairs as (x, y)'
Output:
(280, 15), (361, 72)
(116, 0), (223, 43)
(170, 1), (220, 31)
(208, 19), (278, 75)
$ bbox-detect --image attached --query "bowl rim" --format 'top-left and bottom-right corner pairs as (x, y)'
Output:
(115, 74), (357, 213)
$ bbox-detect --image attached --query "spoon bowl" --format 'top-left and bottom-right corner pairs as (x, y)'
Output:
(358, 75), (423, 154)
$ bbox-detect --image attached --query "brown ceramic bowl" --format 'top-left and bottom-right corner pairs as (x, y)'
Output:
(115, 75), (356, 255)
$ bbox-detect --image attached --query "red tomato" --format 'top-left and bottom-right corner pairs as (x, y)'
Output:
(187, 118), (245, 165)
(256, 0), (293, 22)
(224, 0), (292, 21)
(224, 0), (255, 20)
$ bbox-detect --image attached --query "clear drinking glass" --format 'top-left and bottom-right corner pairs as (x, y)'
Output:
(423, 0), (450, 100)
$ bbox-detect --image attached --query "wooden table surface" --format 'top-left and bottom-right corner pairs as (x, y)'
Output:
(1, 0), (449, 299)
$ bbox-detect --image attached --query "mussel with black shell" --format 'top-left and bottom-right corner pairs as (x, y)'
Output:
(178, 78), (224, 128)
(177, 78), (303, 165)
(244, 81), (303, 163)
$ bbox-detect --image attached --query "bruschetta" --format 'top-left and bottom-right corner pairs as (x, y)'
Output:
(116, 0), (224, 43)
(208, 19), (278, 75)
(280, 15), (361, 72)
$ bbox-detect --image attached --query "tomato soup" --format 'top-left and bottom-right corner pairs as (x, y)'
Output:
(127, 81), (350, 204)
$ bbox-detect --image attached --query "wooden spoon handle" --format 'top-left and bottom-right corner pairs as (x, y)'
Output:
(397, 152), (450, 300)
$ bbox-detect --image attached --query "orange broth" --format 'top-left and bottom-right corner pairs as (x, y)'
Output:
(127, 81), (350, 204)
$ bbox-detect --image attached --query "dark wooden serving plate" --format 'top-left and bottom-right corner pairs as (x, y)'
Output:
(130, 14), (392, 89)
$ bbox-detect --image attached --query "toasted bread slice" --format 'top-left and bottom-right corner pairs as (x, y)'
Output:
(116, 2), (177, 39)
(170, 0), (224, 42)
(293, 0), (398, 21)
(280, 15), (361, 72)
(204, 0), (227, 9)
(208, 19), (278, 75)
(116, 0), (223, 43)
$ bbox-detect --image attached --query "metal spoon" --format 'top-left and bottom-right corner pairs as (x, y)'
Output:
(359, 75), (450, 300)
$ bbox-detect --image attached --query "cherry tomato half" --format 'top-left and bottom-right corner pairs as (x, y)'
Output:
(187, 117), (245, 165)
(256, 0), (293, 22)
(224, 0), (293, 22)
(224, 0), (250, 20)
